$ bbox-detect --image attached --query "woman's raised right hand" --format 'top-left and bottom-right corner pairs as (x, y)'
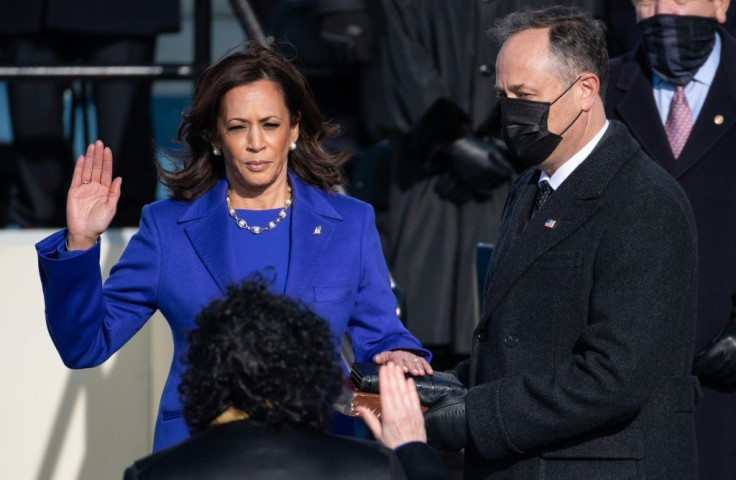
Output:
(65, 140), (122, 250)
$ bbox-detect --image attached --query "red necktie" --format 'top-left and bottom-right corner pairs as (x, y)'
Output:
(665, 86), (693, 159)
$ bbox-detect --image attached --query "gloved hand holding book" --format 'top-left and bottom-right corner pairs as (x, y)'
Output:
(350, 362), (468, 451)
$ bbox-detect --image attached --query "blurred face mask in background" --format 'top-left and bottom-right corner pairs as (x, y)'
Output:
(638, 14), (718, 86)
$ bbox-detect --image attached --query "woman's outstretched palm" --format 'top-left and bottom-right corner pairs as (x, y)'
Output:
(66, 140), (122, 250)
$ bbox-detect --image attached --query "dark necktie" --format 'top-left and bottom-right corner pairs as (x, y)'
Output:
(531, 180), (554, 219)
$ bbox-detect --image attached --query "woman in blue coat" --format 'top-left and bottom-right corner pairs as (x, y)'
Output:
(35, 42), (431, 452)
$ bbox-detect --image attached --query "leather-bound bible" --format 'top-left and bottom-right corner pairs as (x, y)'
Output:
(350, 362), (465, 406)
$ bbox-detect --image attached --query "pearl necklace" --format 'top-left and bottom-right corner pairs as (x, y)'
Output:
(226, 184), (292, 234)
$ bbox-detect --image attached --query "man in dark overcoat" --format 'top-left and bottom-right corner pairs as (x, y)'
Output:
(375, 0), (600, 359)
(605, 1), (736, 478)
(424, 7), (700, 479)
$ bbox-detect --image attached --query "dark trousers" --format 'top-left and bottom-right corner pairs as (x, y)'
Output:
(5, 34), (158, 227)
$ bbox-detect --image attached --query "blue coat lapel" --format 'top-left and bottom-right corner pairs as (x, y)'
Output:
(284, 173), (343, 300)
(175, 174), (344, 298)
(180, 179), (238, 295)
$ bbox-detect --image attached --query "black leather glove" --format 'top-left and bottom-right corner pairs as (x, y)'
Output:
(424, 387), (468, 452)
(433, 136), (513, 204)
(413, 370), (467, 405)
(318, 11), (373, 65)
(434, 172), (475, 205)
(408, 98), (471, 171)
(693, 301), (736, 391)
(446, 136), (513, 190)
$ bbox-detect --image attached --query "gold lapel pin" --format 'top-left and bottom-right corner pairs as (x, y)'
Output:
(313, 225), (322, 235)
(714, 115), (724, 125)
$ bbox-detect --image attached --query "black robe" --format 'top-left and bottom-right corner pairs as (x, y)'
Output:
(376, 0), (600, 353)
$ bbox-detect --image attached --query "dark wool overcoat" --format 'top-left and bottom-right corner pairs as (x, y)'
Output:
(455, 121), (699, 480)
(123, 420), (451, 480)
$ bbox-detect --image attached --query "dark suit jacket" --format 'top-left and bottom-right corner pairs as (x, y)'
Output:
(456, 121), (699, 479)
(606, 28), (736, 365)
(606, 28), (736, 480)
(123, 420), (451, 480)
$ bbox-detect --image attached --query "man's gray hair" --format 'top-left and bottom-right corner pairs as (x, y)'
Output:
(489, 6), (609, 98)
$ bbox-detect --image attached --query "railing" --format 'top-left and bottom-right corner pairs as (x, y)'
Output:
(0, 0), (267, 169)
(0, 0), (213, 81)
(0, 1), (271, 83)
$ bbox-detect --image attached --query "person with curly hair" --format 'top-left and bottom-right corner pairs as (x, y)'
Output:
(181, 278), (346, 434)
(123, 280), (450, 480)
(35, 41), (431, 452)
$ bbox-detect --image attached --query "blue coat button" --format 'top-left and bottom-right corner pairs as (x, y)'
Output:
(504, 334), (519, 348)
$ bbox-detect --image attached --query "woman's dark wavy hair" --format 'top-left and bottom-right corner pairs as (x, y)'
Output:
(179, 279), (344, 434)
(158, 41), (348, 201)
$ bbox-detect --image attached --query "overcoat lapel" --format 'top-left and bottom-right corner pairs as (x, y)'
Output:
(672, 29), (736, 179)
(613, 31), (736, 179)
(480, 122), (635, 326)
(181, 179), (238, 294)
(283, 173), (342, 300)
(178, 174), (344, 298)
(488, 177), (536, 276)
(611, 49), (676, 172)
(481, 195), (599, 323)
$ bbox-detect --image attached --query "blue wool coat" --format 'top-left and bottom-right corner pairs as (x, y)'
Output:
(36, 173), (428, 451)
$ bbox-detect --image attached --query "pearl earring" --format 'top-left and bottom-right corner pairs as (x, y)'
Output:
(289, 142), (297, 151)
(212, 147), (221, 156)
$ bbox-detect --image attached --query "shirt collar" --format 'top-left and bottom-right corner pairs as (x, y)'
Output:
(539, 120), (609, 190)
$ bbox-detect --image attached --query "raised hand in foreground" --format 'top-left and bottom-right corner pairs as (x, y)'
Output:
(66, 140), (122, 250)
(357, 362), (426, 449)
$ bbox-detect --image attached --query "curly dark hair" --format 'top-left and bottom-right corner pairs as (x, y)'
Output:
(179, 279), (344, 434)
(158, 41), (348, 201)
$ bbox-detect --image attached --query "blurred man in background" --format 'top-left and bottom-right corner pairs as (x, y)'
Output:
(606, 1), (736, 477)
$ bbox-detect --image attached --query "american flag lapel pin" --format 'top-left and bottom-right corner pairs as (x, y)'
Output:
(313, 225), (322, 235)
(544, 218), (557, 229)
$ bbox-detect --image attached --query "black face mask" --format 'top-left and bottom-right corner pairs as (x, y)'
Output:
(499, 77), (583, 167)
(639, 14), (718, 86)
